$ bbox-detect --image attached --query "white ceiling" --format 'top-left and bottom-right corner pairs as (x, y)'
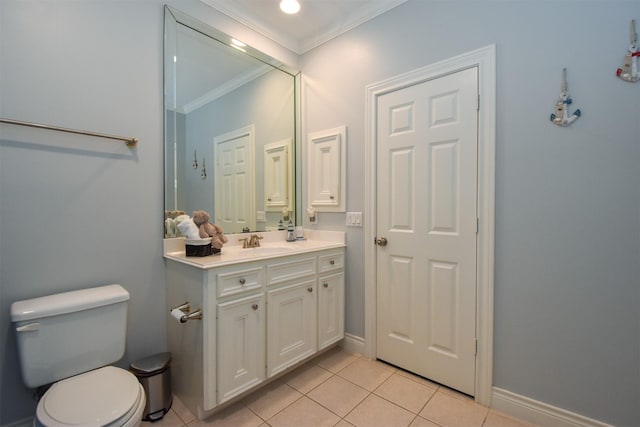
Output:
(200, 0), (408, 54)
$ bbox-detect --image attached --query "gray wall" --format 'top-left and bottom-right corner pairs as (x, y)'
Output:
(0, 0), (294, 424)
(301, 1), (639, 425)
(1, 0), (638, 426)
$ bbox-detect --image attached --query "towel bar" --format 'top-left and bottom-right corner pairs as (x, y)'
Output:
(0, 118), (138, 148)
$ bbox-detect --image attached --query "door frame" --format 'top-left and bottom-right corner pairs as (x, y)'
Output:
(364, 45), (496, 406)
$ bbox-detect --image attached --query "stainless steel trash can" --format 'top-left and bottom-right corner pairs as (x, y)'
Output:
(130, 352), (172, 421)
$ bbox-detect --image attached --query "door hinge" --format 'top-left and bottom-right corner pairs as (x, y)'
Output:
(476, 217), (479, 234)
(474, 339), (478, 356)
(476, 94), (480, 111)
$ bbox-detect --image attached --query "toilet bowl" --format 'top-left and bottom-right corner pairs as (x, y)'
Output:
(35, 366), (145, 427)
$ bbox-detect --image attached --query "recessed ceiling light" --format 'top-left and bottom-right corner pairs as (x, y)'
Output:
(280, 0), (300, 14)
(231, 38), (246, 48)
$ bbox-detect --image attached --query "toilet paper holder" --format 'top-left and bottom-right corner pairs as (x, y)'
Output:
(170, 302), (203, 323)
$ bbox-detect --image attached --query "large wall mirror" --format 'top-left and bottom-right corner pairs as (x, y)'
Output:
(164, 6), (300, 237)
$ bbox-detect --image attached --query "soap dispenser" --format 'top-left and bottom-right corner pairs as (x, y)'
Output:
(286, 220), (295, 242)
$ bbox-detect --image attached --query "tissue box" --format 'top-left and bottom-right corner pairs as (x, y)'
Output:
(185, 238), (221, 257)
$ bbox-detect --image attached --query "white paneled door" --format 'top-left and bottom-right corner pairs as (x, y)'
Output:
(376, 67), (478, 396)
(214, 125), (255, 233)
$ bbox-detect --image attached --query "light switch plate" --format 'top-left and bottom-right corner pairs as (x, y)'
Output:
(346, 212), (363, 227)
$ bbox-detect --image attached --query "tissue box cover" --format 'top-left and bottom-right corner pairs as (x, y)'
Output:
(185, 238), (221, 257)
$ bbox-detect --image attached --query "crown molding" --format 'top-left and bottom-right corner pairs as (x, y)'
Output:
(298, 0), (408, 53)
(200, 0), (408, 55)
(182, 64), (272, 114)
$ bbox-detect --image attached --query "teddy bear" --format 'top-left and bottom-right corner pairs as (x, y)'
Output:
(192, 210), (228, 249)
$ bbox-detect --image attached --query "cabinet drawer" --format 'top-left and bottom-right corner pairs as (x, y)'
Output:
(318, 251), (344, 273)
(267, 257), (316, 285)
(217, 267), (264, 298)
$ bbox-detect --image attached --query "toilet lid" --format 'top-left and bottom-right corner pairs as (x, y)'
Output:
(38, 366), (141, 427)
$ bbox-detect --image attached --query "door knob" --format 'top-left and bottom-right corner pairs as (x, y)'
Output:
(376, 237), (388, 246)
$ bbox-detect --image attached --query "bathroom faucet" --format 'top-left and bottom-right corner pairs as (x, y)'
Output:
(249, 234), (263, 247)
(240, 234), (263, 248)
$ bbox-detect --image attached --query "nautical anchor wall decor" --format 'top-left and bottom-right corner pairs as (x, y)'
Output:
(550, 68), (581, 127)
(616, 19), (640, 83)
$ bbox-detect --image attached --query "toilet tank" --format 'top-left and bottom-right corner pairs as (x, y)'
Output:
(10, 284), (130, 388)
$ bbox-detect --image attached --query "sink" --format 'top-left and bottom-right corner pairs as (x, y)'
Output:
(222, 244), (296, 259)
(243, 246), (295, 255)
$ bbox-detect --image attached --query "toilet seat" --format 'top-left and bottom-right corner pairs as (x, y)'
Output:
(36, 366), (145, 427)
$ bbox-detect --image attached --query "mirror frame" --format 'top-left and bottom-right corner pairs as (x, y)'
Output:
(163, 6), (301, 235)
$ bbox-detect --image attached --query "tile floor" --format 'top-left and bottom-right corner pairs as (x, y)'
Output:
(144, 347), (535, 427)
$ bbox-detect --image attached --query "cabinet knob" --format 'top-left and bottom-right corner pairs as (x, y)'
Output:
(307, 287), (313, 293)
(329, 260), (335, 265)
(239, 278), (246, 285)
(252, 303), (259, 311)
(323, 283), (329, 288)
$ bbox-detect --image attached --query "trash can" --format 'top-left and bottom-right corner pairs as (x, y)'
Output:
(130, 352), (172, 421)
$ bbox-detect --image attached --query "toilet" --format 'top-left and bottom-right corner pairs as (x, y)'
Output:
(11, 284), (146, 427)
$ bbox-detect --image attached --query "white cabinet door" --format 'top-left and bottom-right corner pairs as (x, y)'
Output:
(267, 279), (317, 377)
(307, 126), (346, 212)
(318, 272), (344, 350)
(217, 293), (265, 404)
(264, 139), (293, 212)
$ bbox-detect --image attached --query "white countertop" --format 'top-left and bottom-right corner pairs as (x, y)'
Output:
(164, 230), (345, 269)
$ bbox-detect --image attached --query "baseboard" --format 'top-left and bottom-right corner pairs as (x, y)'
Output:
(492, 387), (613, 427)
(340, 333), (365, 355)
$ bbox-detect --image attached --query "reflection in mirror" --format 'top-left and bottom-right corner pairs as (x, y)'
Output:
(164, 6), (298, 236)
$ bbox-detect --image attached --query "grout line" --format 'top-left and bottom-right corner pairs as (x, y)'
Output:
(170, 349), (525, 427)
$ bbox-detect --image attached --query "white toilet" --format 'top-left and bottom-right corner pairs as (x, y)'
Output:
(11, 284), (146, 427)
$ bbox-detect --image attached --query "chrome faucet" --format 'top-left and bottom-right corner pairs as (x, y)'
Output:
(240, 234), (263, 248)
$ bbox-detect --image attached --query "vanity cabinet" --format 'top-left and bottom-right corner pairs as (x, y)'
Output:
(165, 245), (345, 420)
(217, 292), (265, 404)
(267, 279), (317, 377)
(318, 272), (345, 350)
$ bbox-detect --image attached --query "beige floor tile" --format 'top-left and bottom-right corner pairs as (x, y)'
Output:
(419, 391), (488, 427)
(188, 402), (263, 427)
(335, 420), (355, 427)
(483, 410), (537, 427)
(307, 375), (369, 417)
(242, 381), (302, 420)
(438, 385), (475, 402)
(142, 409), (184, 426)
(374, 373), (437, 414)
(171, 395), (196, 424)
(267, 396), (341, 427)
(283, 363), (333, 394)
(337, 358), (395, 391)
(394, 369), (441, 389)
(315, 347), (360, 373)
(345, 394), (416, 427)
(409, 416), (441, 427)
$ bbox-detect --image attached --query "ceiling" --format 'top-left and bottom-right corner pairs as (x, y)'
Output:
(199, 0), (408, 54)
